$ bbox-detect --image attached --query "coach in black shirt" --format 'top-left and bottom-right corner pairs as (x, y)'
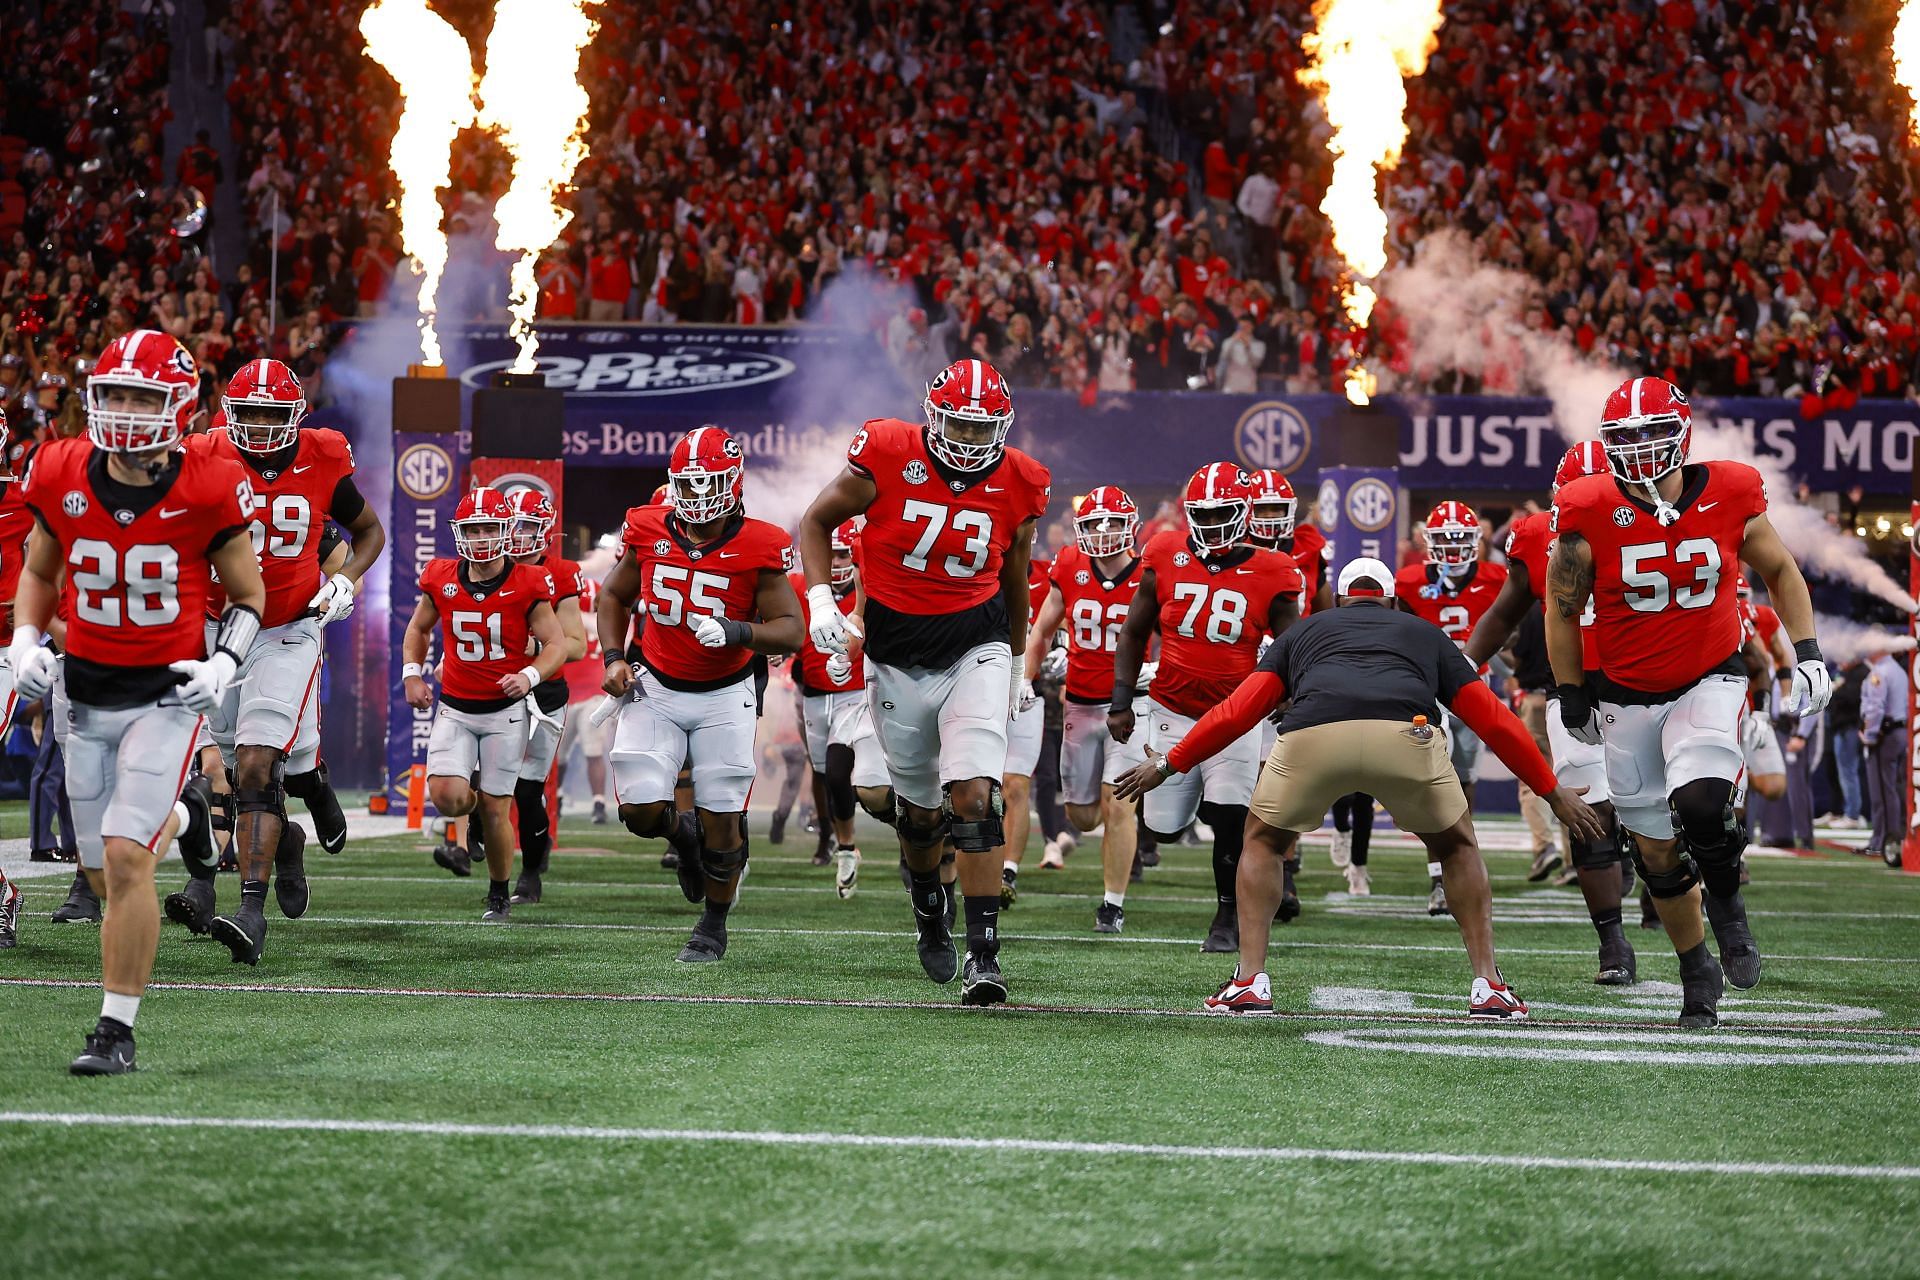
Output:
(1118, 558), (1603, 1016)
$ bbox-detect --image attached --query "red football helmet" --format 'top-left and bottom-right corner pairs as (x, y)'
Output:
(650, 482), (671, 507)
(668, 425), (744, 524)
(1183, 464), (1250, 555)
(222, 357), (307, 454)
(830, 519), (858, 588)
(1735, 574), (1753, 602)
(506, 488), (556, 557)
(87, 328), (199, 454)
(1245, 469), (1298, 545)
(924, 358), (1014, 471)
(452, 485), (514, 562)
(1074, 485), (1139, 558)
(1599, 376), (1692, 485)
(1424, 501), (1481, 572)
(1551, 439), (1609, 497)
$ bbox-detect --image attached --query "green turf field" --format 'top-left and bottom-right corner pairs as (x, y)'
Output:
(4, 806), (1919, 1279)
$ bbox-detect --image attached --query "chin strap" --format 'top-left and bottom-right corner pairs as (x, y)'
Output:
(1645, 479), (1681, 526)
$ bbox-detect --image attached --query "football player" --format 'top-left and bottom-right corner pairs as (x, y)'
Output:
(997, 550), (1053, 907)
(158, 360), (383, 963)
(0, 404), (32, 742)
(598, 427), (803, 962)
(1548, 376), (1831, 1028)
(504, 489), (587, 905)
(557, 576), (613, 825)
(12, 329), (262, 1074)
(1396, 501), (1507, 916)
(403, 486), (567, 922)
(787, 520), (890, 898)
(1110, 464), (1302, 952)
(799, 358), (1050, 1005)
(1023, 486), (1146, 932)
(1466, 441), (1636, 985)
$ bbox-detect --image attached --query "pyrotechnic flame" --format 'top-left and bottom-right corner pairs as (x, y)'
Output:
(1299, 0), (1444, 329)
(1895, 1), (1920, 143)
(1344, 364), (1375, 406)
(479, 0), (597, 374)
(359, 0), (477, 366)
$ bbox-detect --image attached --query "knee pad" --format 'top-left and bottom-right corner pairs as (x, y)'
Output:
(209, 788), (235, 835)
(858, 786), (895, 823)
(702, 838), (748, 884)
(946, 782), (1005, 854)
(1669, 779), (1744, 897)
(1624, 829), (1699, 900)
(1198, 803), (1247, 859)
(232, 778), (286, 819)
(894, 796), (951, 850)
(1569, 803), (1624, 870)
(620, 804), (665, 840)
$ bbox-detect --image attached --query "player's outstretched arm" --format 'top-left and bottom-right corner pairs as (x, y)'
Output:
(798, 468), (876, 591)
(1464, 561), (1533, 669)
(1543, 531), (1593, 690)
(1024, 583), (1066, 681)
(1742, 512), (1830, 714)
(1107, 569), (1159, 743)
(555, 594), (588, 663)
(744, 569), (805, 656)
(597, 548), (642, 696)
(401, 597), (438, 709)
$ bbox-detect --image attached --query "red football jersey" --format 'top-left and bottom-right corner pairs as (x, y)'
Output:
(562, 577), (606, 702)
(420, 557), (554, 703)
(1026, 557), (1050, 626)
(1395, 559), (1509, 649)
(188, 427), (355, 627)
(789, 570), (866, 693)
(845, 418), (1050, 614)
(1050, 543), (1143, 702)
(1739, 600), (1782, 651)
(1505, 510), (1600, 669)
(622, 504), (791, 684)
(1278, 522), (1328, 614)
(0, 476), (34, 627)
(23, 437), (253, 671)
(1141, 529), (1301, 718)
(1553, 461), (1765, 693)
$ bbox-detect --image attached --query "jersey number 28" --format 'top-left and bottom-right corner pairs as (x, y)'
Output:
(70, 539), (179, 628)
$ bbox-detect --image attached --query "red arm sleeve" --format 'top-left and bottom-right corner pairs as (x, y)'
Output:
(1448, 680), (1558, 796)
(1165, 671), (1286, 774)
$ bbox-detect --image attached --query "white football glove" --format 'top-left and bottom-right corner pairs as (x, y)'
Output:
(806, 584), (850, 656)
(1786, 657), (1833, 716)
(691, 614), (732, 649)
(1135, 660), (1158, 692)
(1011, 673), (1036, 719)
(1041, 645), (1068, 682)
(8, 628), (53, 701)
(169, 650), (239, 715)
(307, 572), (357, 625)
(825, 652), (854, 686)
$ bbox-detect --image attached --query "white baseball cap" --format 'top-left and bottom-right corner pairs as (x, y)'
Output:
(1336, 557), (1395, 599)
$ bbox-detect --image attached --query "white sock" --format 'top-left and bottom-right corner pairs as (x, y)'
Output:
(1003, 859), (1020, 875)
(101, 990), (140, 1028)
(592, 793), (606, 805)
(1103, 890), (1125, 908)
(1427, 860), (1443, 880)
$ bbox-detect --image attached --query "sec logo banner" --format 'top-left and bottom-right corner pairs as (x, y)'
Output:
(1315, 478), (1340, 534)
(397, 443), (454, 501)
(1234, 401), (1312, 474)
(1345, 478), (1396, 533)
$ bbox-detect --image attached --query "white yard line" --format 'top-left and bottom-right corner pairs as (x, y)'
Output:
(2, 1110), (1916, 1180)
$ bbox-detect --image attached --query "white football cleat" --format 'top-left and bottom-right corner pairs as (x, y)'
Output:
(1344, 864), (1370, 896)
(835, 846), (860, 899)
(1329, 829), (1352, 868)
(1468, 977), (1528, 1021)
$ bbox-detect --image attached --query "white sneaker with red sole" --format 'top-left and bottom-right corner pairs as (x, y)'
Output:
(1203, 970), (1273, 1015)
(1468, 977), (1528, 1020)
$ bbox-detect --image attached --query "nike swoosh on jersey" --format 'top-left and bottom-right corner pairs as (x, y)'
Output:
(291, 465), (313, 474)
(499, 590), (515, 598)
(985, 485), (1005, 493)
(718, 552), (739, 559)
(1698, 501), (1718, 510)
(159, 507), (187, 518)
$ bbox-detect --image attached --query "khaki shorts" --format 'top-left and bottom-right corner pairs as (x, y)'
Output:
(1252, 719), (1466, 836)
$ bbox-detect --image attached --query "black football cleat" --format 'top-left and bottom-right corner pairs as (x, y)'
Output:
(591, 799), (607, 826)
(0, 875), (18, 948)
(1677, 946), (1724, 1029)
(1277, 859), (1301, 923)
(676, 920), (728, 964)
(481, 891), (511, 923)
(433, 840), (472, 877)
(163, 877), (217, 935)
(176, 776), (220, 878)
(510, 870), (542, 905)
(914, 904), (959, 984)
(209, 906), (267, 966)
(50, 871), (100, 924)
(69, 1019), (136, 1076)
(668, 810), (705, 903)
(273, 824), (310, 920)
(941, 880), (956, 931)
(960, 952), (1008, 1006)
(768, 811), (788, 845)
(304, 764), (349, 854)
(1703, 891), (1761, 991)
(1595, 933), (1637, 986)
(1526, 847), (1564, 883)
(811, 842), (831, 867)
(1094, 902), (1124, 934)
(1200, 904), (1238, 954)
(999, 866), (1018, 909)
(29, 847), (59, 862)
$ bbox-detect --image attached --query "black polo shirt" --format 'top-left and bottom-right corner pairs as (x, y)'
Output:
(1259, 601), (1479, 734)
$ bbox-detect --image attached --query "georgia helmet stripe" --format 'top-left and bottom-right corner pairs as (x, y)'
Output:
(1628, 376), (1645, 419)
(970, 359), (982, 401)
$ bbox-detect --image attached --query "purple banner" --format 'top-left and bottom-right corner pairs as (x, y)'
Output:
(383, 432), (469, 804)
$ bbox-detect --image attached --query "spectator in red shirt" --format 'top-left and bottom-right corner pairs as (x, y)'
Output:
(586, 240), (632, 322)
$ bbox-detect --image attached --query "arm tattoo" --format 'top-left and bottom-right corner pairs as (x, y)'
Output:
(1546, 533), (1593, 621)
